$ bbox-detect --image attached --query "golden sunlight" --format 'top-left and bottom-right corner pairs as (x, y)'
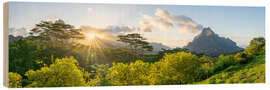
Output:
(86, 33), (104, 39)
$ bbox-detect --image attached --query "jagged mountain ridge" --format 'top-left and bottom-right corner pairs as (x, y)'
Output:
(184, 27), (243, 56)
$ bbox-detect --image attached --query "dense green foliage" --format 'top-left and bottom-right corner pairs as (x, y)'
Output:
(9, 38), (47, 75)
(8, 20), (265, 87)
(213, 55), (235, 72)
(150, 52), (201, 84)
(118, 33), (153, 60)
(244, 37), (265, 56)
(198, 55), (265, 84)
(197, 37), (265, 84)
(108, 60), (151, 85)
(8, 72), (22, 88)
(142, 48), (189, 62)
(24, 57), (87, 87)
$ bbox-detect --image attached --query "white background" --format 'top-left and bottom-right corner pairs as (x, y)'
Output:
(1, 0), (269, 90)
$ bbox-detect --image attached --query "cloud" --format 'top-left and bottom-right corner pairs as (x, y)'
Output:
(178, 25), (202, 34)
(80, 25), (138, 39)
(142, 8), (203, 34)
(88, 8), (93, 12)
(9, 27), (29, 37)
(155, 8), (174, 23)
(143, 15), (173, 30)
(80, 25), (112, 34)
(80, 25), (119, 40)
(104, 25), (137, 34)
(173, 15), (203, 34)
(81, 25), (136, 34)
(139, 20), (153, 32)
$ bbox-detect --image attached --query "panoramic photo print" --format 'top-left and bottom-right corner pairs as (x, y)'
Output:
(6, 2), (265, 87)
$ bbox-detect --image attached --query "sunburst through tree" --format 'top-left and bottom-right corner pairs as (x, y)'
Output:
(79, 32), (108, 67)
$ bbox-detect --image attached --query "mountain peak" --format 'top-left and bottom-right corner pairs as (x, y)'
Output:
(201, 27), (215, 36)
(184, 27), (243, 56)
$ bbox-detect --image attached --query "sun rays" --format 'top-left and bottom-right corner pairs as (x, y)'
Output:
(70, 29), (119, 65)
(86, 33), (105, 39)
(78, 32), (108, 64)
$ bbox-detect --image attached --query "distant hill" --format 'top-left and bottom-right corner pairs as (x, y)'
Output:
(9, 35), (23, 42)
(148, 42), (171, 54)
(184, 27), (243, 56)
(103, 41), (171, 54)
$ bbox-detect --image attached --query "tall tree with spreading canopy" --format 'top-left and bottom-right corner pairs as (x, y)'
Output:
(30, 19), (84, 47)
(29, 19), (86, 64)
(117, 33), (153, 60)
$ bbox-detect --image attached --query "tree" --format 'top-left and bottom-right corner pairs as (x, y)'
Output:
(197, 55), (215, 81)
(245, 37), (265, 56)
(107, 60), (151, 85)
(234, 52), (249, 64)
(250, 37), (265, 46)
(155, 48), (189, 60)
(87, 64), (111, 86)
(27, 19), (87, 66)
(25, 57), (87, 87)
(150, 52), (201, 84)
(117, 33), (153, 60)
(30, 19), (84, 47)
(214, 55), (235, 72)
(8, 72), (22, 88)
(94, 48), (137, 64)
(9, 38), (47, 75)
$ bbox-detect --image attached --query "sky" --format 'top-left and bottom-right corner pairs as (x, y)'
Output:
(8, 2), (265, 48)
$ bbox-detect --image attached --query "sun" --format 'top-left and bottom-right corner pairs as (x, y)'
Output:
(86, 33), (104, 39)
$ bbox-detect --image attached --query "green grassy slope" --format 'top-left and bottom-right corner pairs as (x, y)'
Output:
(197, 54), (265, 84)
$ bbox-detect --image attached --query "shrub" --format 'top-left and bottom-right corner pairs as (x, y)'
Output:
(234, 52), (250, 64)
(196, 55), (215, 81)
(9, 39), (47, 75)
(87, 64), (111, 86)
(25, 57), (87, 87)
(150, 52), (201, 84)
(244, 37), (265, 56)
(214, 55), (235, 72)
(8, 72), (22, 88)
(107, 60), (151, 85)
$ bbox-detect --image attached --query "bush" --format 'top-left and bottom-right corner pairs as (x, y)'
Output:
(107, 60), (151, 85)
(9, 39), (47, 75)
(150, 52), (201, 84)
(8, 72), (22, 88)
(234, 52), (250, 64)
(244, 37), (265, 56)
(214, 55), (235, 72)
(25, 57), (87, 87)
(87, 64), (111, 86)
(196, 55), (215, 81)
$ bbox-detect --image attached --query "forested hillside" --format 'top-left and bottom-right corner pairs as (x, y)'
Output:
(8, 20), (265, 87)
(197, 54), (265, 84)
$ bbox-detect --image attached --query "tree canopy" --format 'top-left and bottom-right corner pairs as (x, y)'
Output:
(117, 33), (153, 58)
(8, 72), (22, 88)
(24, 57), (87, 87)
